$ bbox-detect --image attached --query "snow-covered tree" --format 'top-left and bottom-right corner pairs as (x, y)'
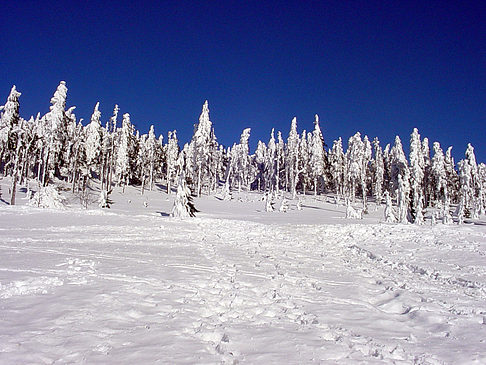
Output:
(457, 144), (481, 219)
(264, 129), (277, 192)
(478, 163), (486, 216)
(361, 135), (372, 211)
(41, 81), (70, 184)
(172, 173), (198, 218)
(371, 137), (384, 205)
(444, 146), (459, 203)
(345, 132), (364, 203)
(389, 136), (410, 222)
(298, 130), (311, 195)
(145, 125), (158, 191)
(115, 113), (133, 191)
(286, 117), (300, 198)
(166, 130), (179, 194)
(231, 128), (252, 192)
(0, 85), (21, 168)
(253, 140), (267, 191)
(84, 102), (103, 177)
(275, 131), (285, 193)
(422, 137), (432, 207)
(309, 114), (326, 195)
(409, 128), (425, 224)
(190, 100), (216, 196)
(329, 137), (345, 199)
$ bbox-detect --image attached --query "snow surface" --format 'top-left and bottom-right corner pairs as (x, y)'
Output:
(1, 180), (486, 364)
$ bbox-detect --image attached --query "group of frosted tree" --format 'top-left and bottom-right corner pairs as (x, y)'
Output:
(1, 82), (485, 223)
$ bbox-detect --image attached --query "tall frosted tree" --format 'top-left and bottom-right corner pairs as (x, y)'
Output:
(84, 102), (102, 177)
(463, 144), (481, 218)
(230, 128), (252, 192)
(145, 125), (158, 191)
(345, 132), (364, 203)
(431, 142), (452, 223)
(409, 128), (425, 224)
(309, 114), (325, 195)
(329, 137), (345, 199)
(371, 137), (384, 205)
(286, 117), (300, 198)
(190, 100), (216, 196)
(41, 81), (71, 184)
(166, 130), (179, 194)
(265, 129), (277, 192)
(0, 86), (22, 170)
(253, 140), (267, 191)
(478, 163), (486, 216)
(276, 131), (285, 194)
(430, 142), (447, 205)
(298, 130), (311, 195)
(115, 113), (133, 191)
(422, 137), (432, 207)
(444, 146), (459, 203)
(390, 136), (410, 222)
(361, 135), (372, 210)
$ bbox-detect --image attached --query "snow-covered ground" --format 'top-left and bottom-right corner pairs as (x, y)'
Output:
(1, 180), (486, 364)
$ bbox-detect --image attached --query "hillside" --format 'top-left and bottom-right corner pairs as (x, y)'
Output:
(1, 179), (486, 364)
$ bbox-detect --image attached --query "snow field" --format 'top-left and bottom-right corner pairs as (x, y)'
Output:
(0, 186), (486, 363)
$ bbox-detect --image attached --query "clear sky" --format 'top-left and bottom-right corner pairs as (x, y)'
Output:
(1, 1), (485, 162)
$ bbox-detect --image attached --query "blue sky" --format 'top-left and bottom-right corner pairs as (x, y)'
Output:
(1, 1), (485, 161)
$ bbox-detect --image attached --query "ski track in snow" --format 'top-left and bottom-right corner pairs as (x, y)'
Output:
(0, 205), (486, 364)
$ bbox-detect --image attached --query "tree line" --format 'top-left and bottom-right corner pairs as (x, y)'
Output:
(0, 82), (485, 223)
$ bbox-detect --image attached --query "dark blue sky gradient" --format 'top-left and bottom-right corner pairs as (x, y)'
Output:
(2, 1), (485, 161)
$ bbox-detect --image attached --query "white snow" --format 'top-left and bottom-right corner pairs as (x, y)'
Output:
(1, 180), (486, 364)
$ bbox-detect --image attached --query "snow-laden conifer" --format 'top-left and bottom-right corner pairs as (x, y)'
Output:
(361, 135), (372, 211)
(84, 102), (102, 176)
(345, 132), (364, 203)
(0, 86), (22, 204)
(431, 142), (446, 204)
(231, 128), (252, 192)
(329, 138), (345, 199)
(115, 113), (133, 191)
(254, 140), (267, 191)
(265, 129), (277, 193)
(422, 137), (431, 206)
(190, 101), (216, 196)
(166, 130), (179, 194)
(444, 146), (459, 203)
(286, 117), (300, 198)
(409, 128), (425, 224)
(40, 81), (70, 185)
(371, 137), (384, 205)
(275, 131), (285, 193)
(172, 173), (198, 218)
(144, 125), (158, 191)
(310, 115), (325, 195)
(465, 144), (481, 218)
(390, 136), (410, 222)
(298, 130), (311, 195)
(0, 86), (21, 165)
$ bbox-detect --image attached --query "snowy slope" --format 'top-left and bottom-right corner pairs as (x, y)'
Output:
(1, 181), (486, 364)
